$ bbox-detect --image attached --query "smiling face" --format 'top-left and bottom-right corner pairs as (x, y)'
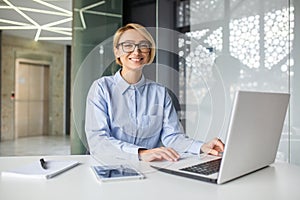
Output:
(114, 29), (150, 73)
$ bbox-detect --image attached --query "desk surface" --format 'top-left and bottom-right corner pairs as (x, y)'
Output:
(0, 155), (299, 200)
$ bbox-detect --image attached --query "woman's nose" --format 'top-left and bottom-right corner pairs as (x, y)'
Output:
(132, 45), (141, 53)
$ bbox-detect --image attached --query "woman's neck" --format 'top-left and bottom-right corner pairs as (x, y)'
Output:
(120, 68), (142, 84)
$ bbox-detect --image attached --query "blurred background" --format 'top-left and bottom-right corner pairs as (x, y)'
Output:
(0, 0), (299, 166)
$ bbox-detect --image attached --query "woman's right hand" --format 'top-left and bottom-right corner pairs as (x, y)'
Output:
(138, 147), (180, 162)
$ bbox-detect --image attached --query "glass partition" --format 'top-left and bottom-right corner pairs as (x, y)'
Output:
(175, 0), (299, 165)
(71, 0), (122, 154)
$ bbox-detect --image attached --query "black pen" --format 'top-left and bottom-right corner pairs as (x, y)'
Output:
(40, 158), (47, 169)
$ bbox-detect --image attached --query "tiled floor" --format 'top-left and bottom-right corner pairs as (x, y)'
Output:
(0, 136), (70, 156)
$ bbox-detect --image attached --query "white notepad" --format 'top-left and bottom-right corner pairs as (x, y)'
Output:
(1, 159), (79, 179)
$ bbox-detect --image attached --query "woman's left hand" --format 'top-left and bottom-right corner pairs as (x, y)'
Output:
(138, 147), (180, 162)
(200, 137), (224, 156)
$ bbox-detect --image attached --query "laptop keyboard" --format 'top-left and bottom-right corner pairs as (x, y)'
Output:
(180, 158), (222, 176)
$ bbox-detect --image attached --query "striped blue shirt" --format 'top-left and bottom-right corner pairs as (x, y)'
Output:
(85, 70), (203, 159)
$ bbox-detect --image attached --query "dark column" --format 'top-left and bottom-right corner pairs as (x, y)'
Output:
(0, 30), (2, 141)
(65, 45), (71, 135)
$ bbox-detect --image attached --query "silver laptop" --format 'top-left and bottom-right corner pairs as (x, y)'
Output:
(151, 90), (290, 184)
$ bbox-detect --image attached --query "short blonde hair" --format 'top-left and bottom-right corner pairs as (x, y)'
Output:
(113, 23), (156, 66)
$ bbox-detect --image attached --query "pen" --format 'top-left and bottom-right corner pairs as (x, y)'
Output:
(40, 158), (47, 169)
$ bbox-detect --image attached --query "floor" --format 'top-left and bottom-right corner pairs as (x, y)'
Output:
(0, 135), (70, 156)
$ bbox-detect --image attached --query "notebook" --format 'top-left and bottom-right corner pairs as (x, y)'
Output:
(151, 90), (290, 184)
(1, 159), (79, 179)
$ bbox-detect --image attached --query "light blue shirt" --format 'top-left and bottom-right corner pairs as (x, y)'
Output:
(85, 70), (203, 159)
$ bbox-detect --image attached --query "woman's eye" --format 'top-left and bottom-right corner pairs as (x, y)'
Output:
(140, 43), (150, 48)
(124, 44), (134, 48)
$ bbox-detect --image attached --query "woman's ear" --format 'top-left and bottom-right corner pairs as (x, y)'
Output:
(114, 47), (121, 58)
(114, 47), (123, 66)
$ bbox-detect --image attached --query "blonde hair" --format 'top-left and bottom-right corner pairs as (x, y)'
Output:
(113, 23), (156, 66)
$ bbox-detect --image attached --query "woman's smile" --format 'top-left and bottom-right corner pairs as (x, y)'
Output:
(129, 56), (144, 62)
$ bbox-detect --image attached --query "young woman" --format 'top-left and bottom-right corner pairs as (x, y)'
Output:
(85, 23), (224, 162)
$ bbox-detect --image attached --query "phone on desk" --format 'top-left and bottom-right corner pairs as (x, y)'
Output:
(91, 164), (145, 182)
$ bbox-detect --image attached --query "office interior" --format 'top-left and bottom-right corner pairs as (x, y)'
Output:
(0, 0), (299, 166)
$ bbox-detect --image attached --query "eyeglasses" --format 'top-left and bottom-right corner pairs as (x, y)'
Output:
(117, 42), (151, 53)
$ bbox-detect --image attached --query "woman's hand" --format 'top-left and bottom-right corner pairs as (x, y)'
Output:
(138, 147), (180, 162)
(201, 137), (225, 156)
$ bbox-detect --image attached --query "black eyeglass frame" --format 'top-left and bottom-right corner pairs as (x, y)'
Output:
(117, 41), (152, 53)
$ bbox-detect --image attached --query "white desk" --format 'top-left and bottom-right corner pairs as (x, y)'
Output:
(0, 155), (299, 200)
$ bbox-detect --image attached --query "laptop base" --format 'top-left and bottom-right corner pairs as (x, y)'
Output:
(151, 165), (218, 184)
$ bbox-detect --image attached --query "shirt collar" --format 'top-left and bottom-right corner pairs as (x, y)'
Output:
(114, 69), (146, 94)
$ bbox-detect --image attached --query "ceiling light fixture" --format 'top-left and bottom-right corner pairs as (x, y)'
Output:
(0, 19), (32, 26)
(0, 0), (122, 43)
(33, 0), (72, 15)
(0, 0), (72, 43)
(78, 1), (106, 29)
(34, 27), (41, 41)
(0, 5), (70, 17)
(38, 37), (72, 40)
(74, 1), (122, 30)
(3, 0), (39, 27)
(0, 26), (36, 30)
